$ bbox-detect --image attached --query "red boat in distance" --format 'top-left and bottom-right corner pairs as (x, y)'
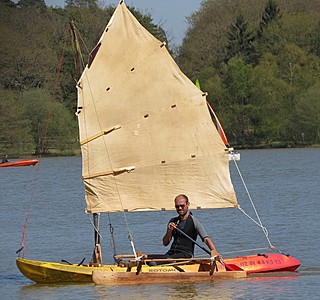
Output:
(0, 159), (39, 168)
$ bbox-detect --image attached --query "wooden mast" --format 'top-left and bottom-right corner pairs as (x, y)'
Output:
(69, 21), (102, 265)
(91, 213), (102, 265)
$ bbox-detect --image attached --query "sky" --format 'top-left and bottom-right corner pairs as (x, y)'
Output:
(45, 0), (203, 46)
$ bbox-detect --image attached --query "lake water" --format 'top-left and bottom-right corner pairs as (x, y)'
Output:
(0, 148), (319, 299)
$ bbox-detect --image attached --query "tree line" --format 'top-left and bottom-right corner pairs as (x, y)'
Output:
(177, 0), (320, 148)
(0, 0), (319, 157)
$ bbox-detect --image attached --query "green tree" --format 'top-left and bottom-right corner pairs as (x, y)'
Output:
(277, 44), (320, 143)
(255, 15), (284, 57)
(250, 53), (292, 144)
(0, 6), (64, 92)
(21, 89), (78, 155)
(225, 15), (256, 65)
(296, 82), (320, 144)
(258, 0), (281, 37)
(221, 57), (254, 146)
(250, 44), (320, 145)
(0, 89), (33, 156)
(176, 0), (266, 78)
(310, 20), (320, 57)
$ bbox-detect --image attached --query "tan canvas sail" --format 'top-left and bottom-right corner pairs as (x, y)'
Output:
(76, 1), (238, 213)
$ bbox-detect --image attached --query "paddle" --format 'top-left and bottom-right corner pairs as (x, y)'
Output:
(175, 226), (211, 255)
(174, 226), (243, 271)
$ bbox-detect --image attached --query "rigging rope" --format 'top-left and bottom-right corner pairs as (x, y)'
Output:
(221, 247), (271, 256)
(17, 26), (70, 257)
(229, 154), (275, 250)
(87, 213), (103, 241)
(107, 213), (118, 256)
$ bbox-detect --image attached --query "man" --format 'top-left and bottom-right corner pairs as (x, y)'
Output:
(1, 154), (9, 163)
(162, 194), (219, 258)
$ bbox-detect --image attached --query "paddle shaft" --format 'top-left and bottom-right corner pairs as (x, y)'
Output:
(174, 226), (211, 255)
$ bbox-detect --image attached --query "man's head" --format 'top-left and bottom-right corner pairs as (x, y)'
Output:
(174, 194), (189, 217)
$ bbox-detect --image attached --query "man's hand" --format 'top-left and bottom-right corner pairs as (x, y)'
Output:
(168, 222), (177, 231)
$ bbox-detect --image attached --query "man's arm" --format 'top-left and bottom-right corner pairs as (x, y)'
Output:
(192, 215), (220, 256)
(162, 222), (176, 246)
(204, 236), (219, 256)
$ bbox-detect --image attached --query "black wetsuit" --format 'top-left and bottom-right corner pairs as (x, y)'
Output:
(165, 213), (209, 258)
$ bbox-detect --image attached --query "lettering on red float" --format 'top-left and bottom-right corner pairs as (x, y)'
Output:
(239, 259), (282, 267)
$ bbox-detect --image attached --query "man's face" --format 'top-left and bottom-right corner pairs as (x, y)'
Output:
(175, 197), (189, 217)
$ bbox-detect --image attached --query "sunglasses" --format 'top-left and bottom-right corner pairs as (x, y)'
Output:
(175, 204), (187, 209)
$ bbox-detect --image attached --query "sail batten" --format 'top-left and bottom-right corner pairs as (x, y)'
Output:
(79, 125), (121, 145)
(77, 2), (238, 213)
(83, 165), (135, 180)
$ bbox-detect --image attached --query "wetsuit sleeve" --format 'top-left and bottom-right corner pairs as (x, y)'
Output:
(191, 215), (209, 241)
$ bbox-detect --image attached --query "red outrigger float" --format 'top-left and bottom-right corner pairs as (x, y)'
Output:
(0, 159), (39, 168)
(224, 253), (301, 274)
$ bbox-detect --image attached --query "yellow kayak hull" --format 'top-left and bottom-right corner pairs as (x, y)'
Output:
(16, 258), (95, 283)
(16, 257), (246, 284)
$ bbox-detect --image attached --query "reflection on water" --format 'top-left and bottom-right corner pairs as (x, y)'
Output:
(247, 272), (300, 281)
(93, 281), (242, 300)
